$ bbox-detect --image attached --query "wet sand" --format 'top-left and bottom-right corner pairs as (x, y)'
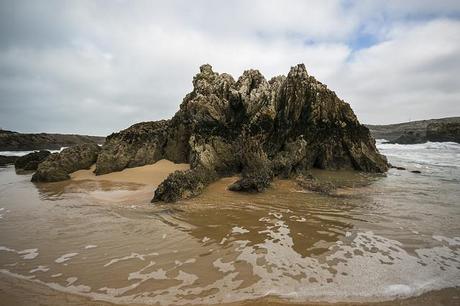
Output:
(1, 150), (459, 306)
(70, 159), (189, 186)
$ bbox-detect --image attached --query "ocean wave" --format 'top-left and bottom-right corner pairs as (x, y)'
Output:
(0, 147), (66, 157)
(376, 140), (460, 172)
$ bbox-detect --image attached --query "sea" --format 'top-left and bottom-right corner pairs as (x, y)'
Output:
(0, 140), (459, 305)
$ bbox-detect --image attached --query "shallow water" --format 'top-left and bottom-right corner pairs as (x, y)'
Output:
(0, 141), (459, 305)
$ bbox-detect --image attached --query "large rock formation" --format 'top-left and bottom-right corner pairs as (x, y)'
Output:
(426, 122), (460, 143)
(96, 64), (388, 202)
(32, 144), (100, 182)
(15, 150), (51, 171)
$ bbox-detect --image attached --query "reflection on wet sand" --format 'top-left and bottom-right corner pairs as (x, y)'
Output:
(34, 159), (189, 202)
(34, 179), (148, 201)
(169, 178), (357, 258)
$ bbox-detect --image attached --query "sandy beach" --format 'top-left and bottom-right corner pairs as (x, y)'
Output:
(70, 159), (190, 186)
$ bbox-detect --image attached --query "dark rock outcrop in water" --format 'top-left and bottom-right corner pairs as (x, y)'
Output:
(96, 64), (388, 202)
(0, 155), (19, 166)
(153, 166), (218, 202)
(426, 122), (460, 143)
(0, 129), (105, 151)
(15, 150), (51, 171)
(389, 131), (426, 144)
(31, 144), (100, 182)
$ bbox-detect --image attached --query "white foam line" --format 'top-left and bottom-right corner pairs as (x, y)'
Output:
(55, 253), (79, 264)
(433, 235), (460, 246)
(103, 252), (159, 267)
(0, 246), (39, 260)
(1, 229), (459, 305)
(232, 226), (249, 234)
(30, 266), (49, 273)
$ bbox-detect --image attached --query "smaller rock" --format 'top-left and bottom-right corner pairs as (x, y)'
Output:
(411, 170), (422, 174)
(31, 144), (100, 182)
(15, 150), (51, 171)
(228, 174), (271, 192)
(0, 155), (19, 166)
(152, 166), (218, 203)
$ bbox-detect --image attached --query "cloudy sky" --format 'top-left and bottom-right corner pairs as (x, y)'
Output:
(1, 0), (459, 135)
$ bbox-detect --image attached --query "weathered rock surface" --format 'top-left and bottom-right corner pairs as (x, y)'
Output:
(32, 144), (100, 182)
(15, 150), (51, 171)
(0, 155), (19, 166)
(95, 121), (170, 175)
(426, 122), (460, 143)
(96, 64), (388, 202)
(152, 167), (218, 202)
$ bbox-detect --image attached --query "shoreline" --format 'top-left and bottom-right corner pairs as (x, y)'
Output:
(1, 152), (458, 306)
(0, 272), (458, 306)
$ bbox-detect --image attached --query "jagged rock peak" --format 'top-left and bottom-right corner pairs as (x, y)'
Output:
(288, 63), (309, 77)
(199, 63), (214, 74)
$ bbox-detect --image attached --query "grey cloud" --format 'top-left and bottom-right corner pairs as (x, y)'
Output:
(0, 1), (459, 135)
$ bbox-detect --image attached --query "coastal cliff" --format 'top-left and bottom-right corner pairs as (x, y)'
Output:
(367, 117), (460, 144)
(95, 64), (388, 202)
(426, 122), (460, 143)
(0, 129), (105, 151)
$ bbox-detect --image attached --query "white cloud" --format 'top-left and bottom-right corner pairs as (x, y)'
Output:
(0, 1), (459, 134)
(330, 19), (460, 124)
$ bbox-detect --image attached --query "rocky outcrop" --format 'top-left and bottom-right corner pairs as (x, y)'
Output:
(95, 121), (170, 175)
(152, 166), (218, 202)
(426, 122), (460, 143)
(0, 129), (105, 151)
(15, 150), (51, 171)
(0, 155), (19, 166)
(96, 64), (388, 202)
(31, 144), (100, 182)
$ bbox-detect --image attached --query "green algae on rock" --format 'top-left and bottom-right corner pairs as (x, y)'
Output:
(95, 64), (388, 202)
